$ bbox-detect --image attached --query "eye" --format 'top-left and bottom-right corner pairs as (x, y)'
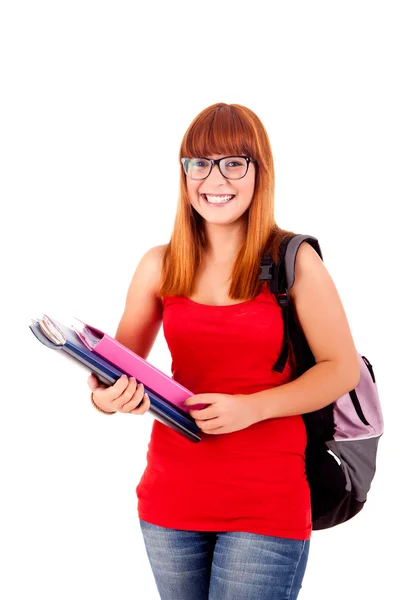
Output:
(225, 158), (246, 168)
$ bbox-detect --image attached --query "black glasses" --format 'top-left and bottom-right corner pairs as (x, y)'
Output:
(181, 155), (256, 180)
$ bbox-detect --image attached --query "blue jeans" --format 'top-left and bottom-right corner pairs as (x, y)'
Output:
(139, 520), (310, 600)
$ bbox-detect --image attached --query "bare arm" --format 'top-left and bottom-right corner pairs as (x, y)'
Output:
(87, 244), (166, 414)
(114, 244), (166, 359)
(237, 241), (361, 420)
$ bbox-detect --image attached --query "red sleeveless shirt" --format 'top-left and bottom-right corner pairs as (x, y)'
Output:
(136, 284), (312, 540)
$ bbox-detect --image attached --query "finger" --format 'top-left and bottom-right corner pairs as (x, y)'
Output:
(189, 406), (219, 420)
(196, 419), (228, 435)
(202, 426), (226, 435)
(120, 382), (146, 412)
(117, 377), (139, 405)
(93, 375), (128, 405)
(128, 395), (148, 413)
(87, 373), (102, 390)
(108, 374), (137, 410)
(87, 374), (97, 386)
(196, 417), (222, 432)
(129, 393), (151, 415)
(185, 394), (214, 406)
(88, 379), (107, 393)
(111, 374), (130, 396)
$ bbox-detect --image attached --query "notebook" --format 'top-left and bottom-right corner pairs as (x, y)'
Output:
(71, 318), (206, 412)
(29, 315), (202, 443)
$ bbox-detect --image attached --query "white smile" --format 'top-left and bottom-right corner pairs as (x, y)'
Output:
(201, 194), (235, 204)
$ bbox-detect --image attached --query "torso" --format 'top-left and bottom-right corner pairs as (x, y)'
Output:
(157, 242), (245, 307)
(136, 260), (312, 539)
(186, 255), (244, 306)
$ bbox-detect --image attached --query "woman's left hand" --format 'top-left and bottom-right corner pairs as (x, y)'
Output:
(184, 393), (262, 435)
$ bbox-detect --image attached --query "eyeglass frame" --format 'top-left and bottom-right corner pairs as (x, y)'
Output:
(180, 155), (256, 180)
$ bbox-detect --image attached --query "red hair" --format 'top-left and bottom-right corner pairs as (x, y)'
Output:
(158, 103), (294, 300)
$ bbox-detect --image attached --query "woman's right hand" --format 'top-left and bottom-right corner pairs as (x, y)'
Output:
(87, 374), (151, 415)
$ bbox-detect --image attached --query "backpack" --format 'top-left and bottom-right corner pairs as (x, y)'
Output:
(259, 233), (384, 530)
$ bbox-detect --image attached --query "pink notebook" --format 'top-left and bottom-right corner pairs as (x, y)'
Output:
(71, 319), (205, 412)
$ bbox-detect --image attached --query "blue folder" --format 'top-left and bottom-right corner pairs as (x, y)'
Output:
(29, 319), (202, 443)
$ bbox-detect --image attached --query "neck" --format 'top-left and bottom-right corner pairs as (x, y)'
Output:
(202, 220), (247, 265)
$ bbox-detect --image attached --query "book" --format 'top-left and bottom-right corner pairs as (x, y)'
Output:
(29, 315), (202, 443)
(70, 318), (206, 412)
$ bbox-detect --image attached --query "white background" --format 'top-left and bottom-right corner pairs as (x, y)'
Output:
(1, 1), (399, 598)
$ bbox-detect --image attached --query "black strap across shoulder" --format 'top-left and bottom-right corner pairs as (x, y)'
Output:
(258, 234), (322, 373)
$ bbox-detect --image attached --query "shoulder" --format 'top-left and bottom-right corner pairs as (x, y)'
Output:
(142, 243), (168, 263)
(290, 241), (325, 290)
(123, 244), (168, 302)
(135, 244), (168, 286)
(288, 241), (359, 384)
(289, 240), (333, 310)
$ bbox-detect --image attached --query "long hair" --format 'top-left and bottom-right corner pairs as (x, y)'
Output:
(158, 103), (295, 300)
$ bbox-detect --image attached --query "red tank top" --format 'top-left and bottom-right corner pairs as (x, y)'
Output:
(136, 284), (312, 540)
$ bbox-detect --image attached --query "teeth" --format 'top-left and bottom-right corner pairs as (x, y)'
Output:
(204, 194), (234, 204)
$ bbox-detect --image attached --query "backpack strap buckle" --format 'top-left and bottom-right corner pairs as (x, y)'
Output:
(258, 256), (274, 280)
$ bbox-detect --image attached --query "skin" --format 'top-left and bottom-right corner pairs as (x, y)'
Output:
(183, 156), (359, 433)
(88, 153), (360, 431)
(186, 154), (256, 265)
(88, 154), (257, 415)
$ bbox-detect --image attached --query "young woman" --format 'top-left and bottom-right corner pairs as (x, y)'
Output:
(87, 103), (360, 599)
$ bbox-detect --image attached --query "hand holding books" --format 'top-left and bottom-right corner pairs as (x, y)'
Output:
(88, 373), (151, 415)
(29, 314), (202, 442)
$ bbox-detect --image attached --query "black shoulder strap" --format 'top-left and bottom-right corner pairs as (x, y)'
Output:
(259, 234), (322, 373)
(283, 235), (323, 290)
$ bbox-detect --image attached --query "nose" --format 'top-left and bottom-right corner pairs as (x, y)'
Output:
(206, 162), (226, 184)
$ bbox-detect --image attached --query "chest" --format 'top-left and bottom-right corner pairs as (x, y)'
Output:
(189, 262), (241, 306)
(161, 292), (293, 394)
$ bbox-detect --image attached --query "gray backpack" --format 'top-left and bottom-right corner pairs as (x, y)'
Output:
(259, 234), (384, 530)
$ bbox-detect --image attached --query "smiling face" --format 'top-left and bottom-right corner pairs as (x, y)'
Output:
(186, 154), (256, 227)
